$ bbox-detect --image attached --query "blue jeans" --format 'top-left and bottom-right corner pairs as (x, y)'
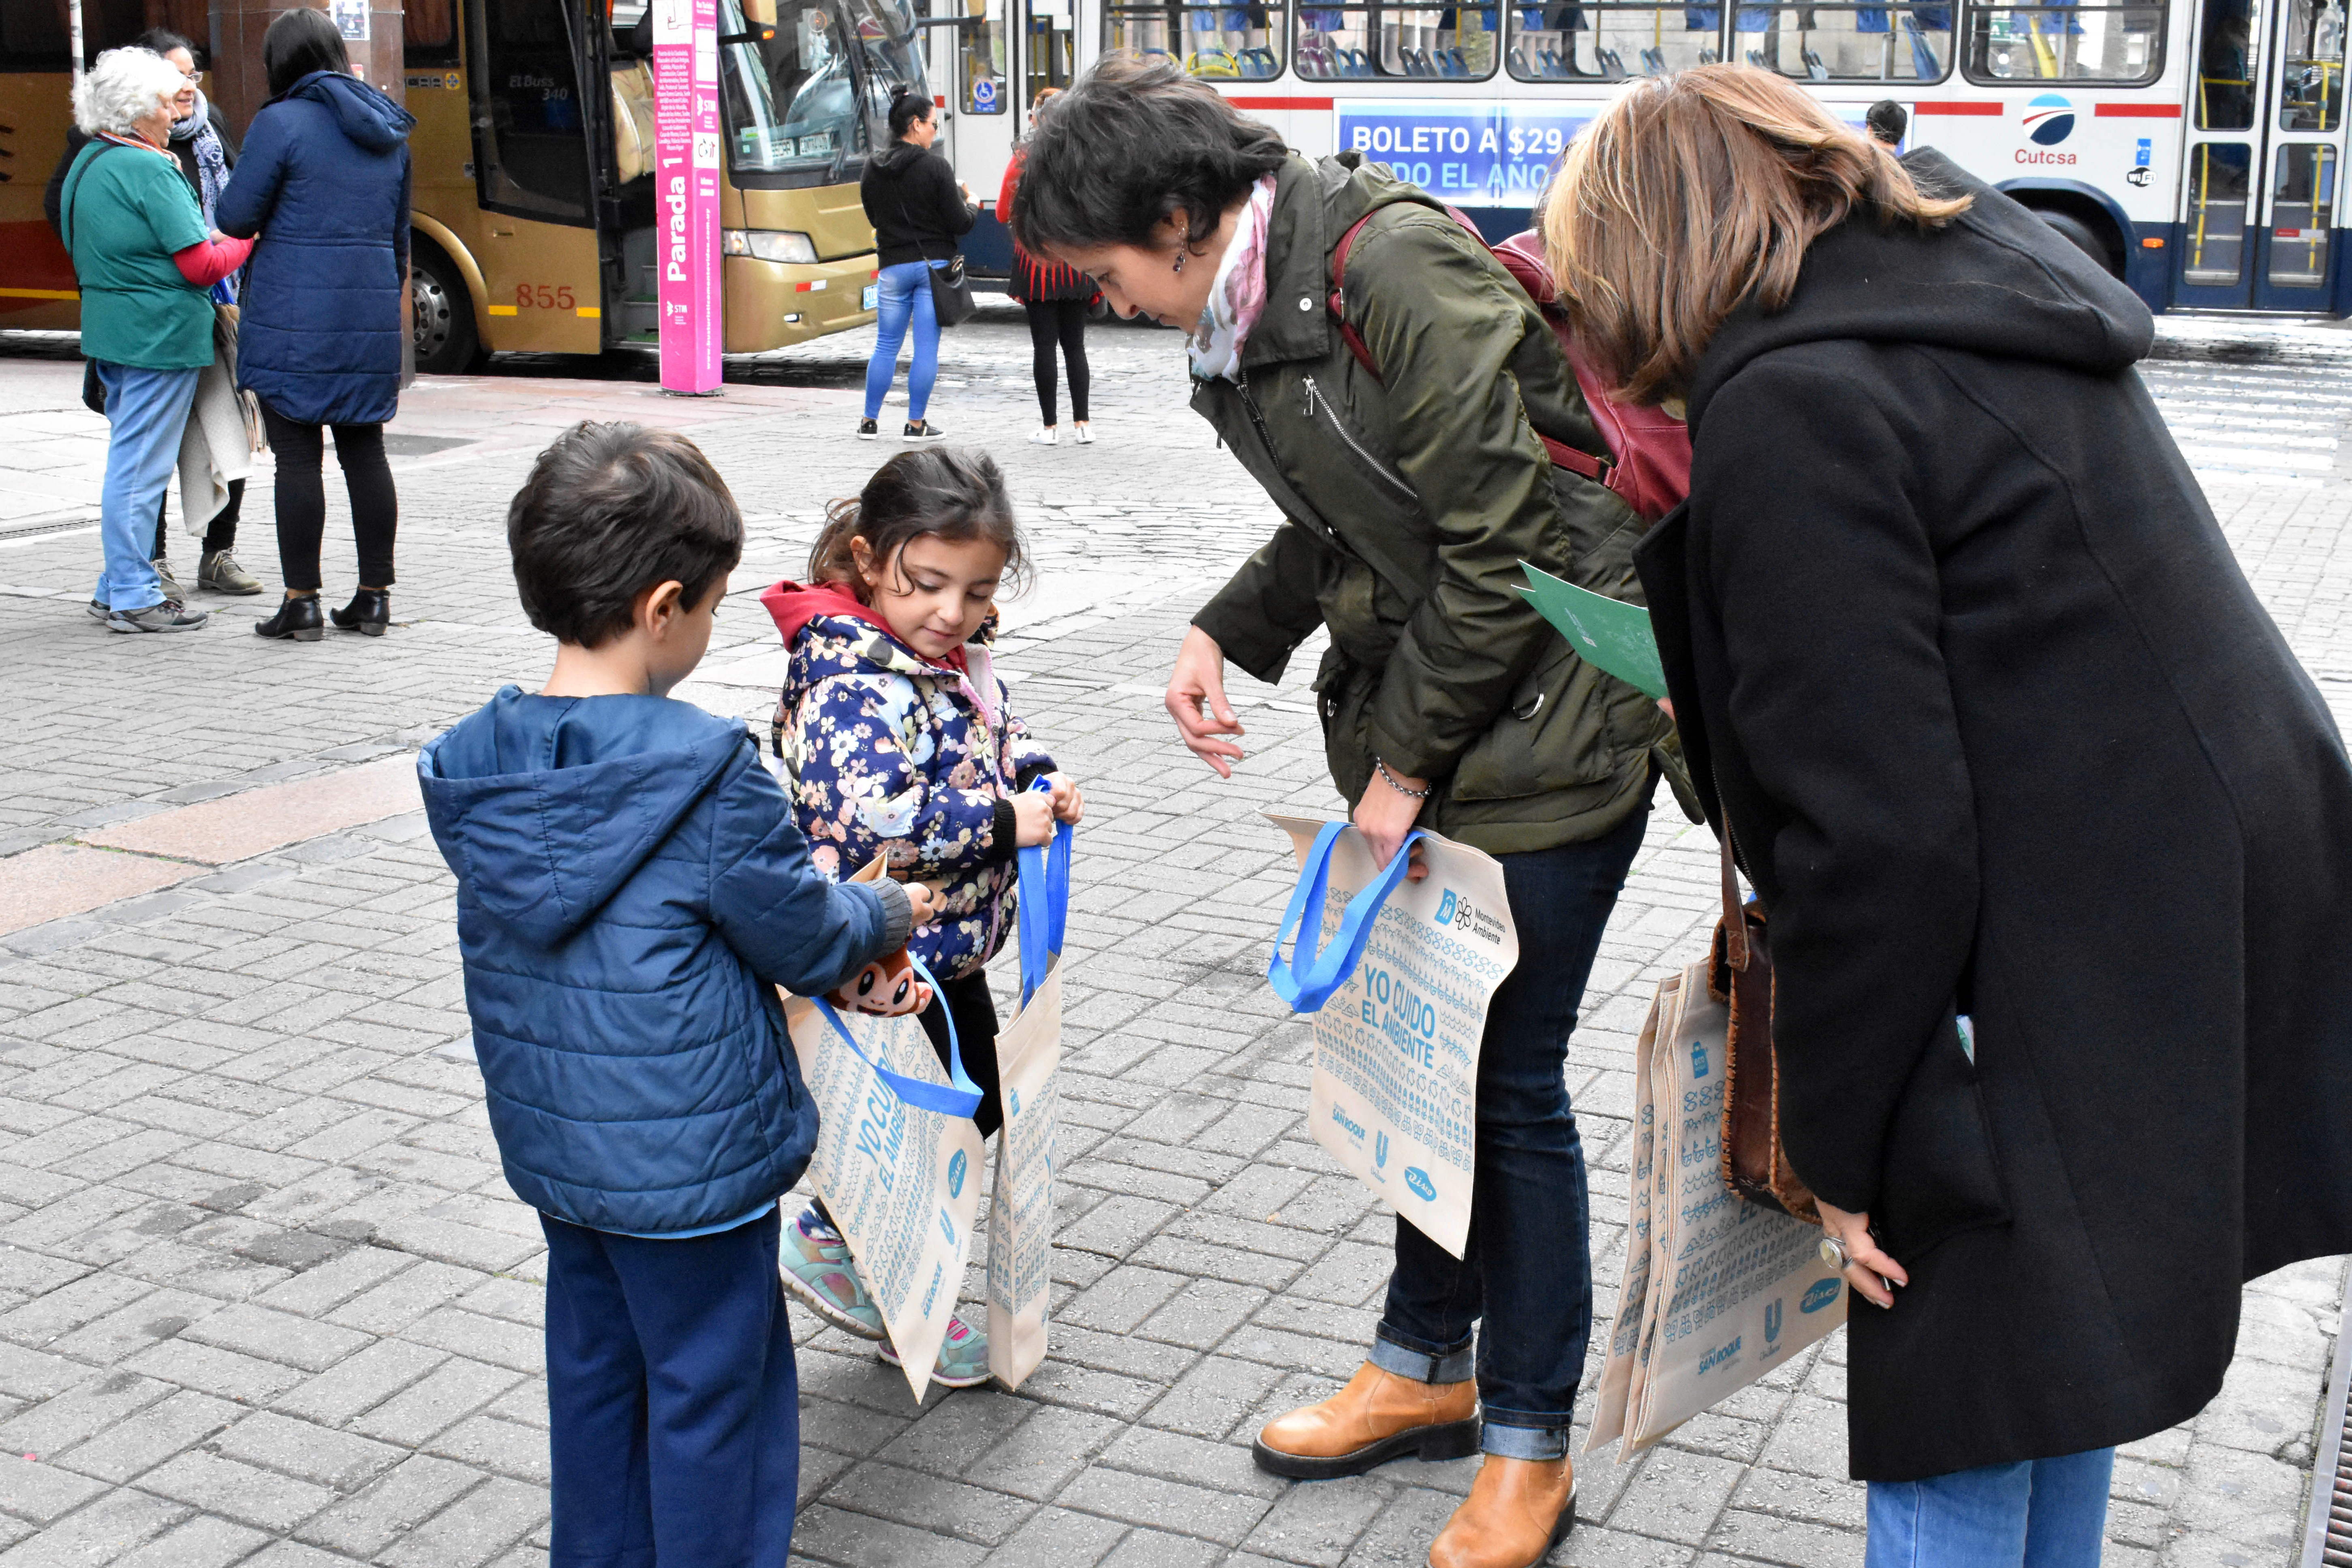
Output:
(1867, 1450), (2115, 1568)
(864, 259), (945, 422)
(541, 1207), (800, 1568)
(1371, 801), (1649, 1458)
(94, 362), (201, 611)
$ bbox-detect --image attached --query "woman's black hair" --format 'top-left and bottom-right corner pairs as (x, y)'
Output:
(887, 86), (934, 141)
(133, 27), (197, 63)
(263, 7), (350, 100)
(809, 448), (1025, 602)
(1007, 51), (1287, 254)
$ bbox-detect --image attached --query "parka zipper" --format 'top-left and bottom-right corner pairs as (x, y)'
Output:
(1300, 374), (1418, 500)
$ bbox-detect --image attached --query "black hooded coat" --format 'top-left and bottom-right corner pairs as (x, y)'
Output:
(1634, 150), (2352, 1481)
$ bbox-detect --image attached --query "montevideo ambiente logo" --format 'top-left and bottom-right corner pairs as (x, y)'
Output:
(2023, 93), (2076, 145)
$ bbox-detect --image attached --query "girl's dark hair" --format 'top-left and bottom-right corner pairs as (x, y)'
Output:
(263, 7), (350, 100)
(1007, 51), (1287, 254)
(810, 448), (1025, 601)
(509, 422), (744, 647)
(887, 86), (933, 141)
(134, 27), (197, 62)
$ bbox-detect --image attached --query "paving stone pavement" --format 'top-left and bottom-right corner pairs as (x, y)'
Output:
(1, 308), (2349, 1568)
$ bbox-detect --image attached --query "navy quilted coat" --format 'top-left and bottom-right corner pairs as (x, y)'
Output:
(418, 688), (911, 1236)
(216, 70), (412, 426)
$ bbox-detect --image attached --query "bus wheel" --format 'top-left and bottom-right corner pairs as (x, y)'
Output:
(411, 247), (487, 375)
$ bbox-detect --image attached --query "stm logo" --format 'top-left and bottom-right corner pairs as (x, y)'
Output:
(2023, 93), (2076, 145)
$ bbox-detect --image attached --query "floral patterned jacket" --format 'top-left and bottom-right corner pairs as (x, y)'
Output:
(763, 581), (1056, 982)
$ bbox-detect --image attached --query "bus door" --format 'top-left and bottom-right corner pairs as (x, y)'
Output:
(944, 0), (1014, 194)
(466, 0), (605, 349)
(2254, 0), (2346, 304)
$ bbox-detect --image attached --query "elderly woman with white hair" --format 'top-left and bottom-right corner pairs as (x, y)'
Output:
(60, 46), (252, 633)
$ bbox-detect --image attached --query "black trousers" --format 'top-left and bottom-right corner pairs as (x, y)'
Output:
(259, 404), (397, 592)
(1024, 298), (1090, 427)
(152, 479), (242, 560)
(917, 969), (1003, 1139)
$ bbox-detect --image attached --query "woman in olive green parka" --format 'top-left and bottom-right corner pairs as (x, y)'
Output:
(1013, 55), (1678, 1568)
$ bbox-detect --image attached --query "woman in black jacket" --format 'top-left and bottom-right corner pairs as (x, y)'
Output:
(1546, 65), (2352, 1566)
(999, 89), (1095, 445)
(858, 90), (974, 441)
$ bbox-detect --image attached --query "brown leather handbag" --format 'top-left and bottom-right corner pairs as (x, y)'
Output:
(1707, 827), (1822, 1224)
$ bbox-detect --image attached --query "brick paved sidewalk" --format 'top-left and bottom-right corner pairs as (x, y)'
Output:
(1, 316), (2348, 1568)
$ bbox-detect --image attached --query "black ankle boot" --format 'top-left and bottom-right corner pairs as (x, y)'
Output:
(254, 595), (325, 642)
(330, 589), (391, 637)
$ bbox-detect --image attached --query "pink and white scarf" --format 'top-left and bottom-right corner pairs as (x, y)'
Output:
(1186, 174), (1280, 384)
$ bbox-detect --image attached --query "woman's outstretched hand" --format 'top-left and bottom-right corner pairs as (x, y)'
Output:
(1166, 627), (1247, 777)
(1816, 1198), (1908, 1309)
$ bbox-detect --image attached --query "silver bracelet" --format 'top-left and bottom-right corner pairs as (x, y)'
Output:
(1375, 759), (1432, 799)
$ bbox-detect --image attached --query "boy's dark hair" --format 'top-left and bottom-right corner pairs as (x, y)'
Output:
(1007, 52), (1288, 254)
(509, 422), (744, 647)
(809, 447), (1024, 599)
(262, 6), (349, 99)
(1864, 98), (1907, 146)
(887, 86), (933, 141)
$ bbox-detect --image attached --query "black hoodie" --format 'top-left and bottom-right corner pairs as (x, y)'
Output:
(1637, 150), (2352, 1482)
(861, 138), (976, 269)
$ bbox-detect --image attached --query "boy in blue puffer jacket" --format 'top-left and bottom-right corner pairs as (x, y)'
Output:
(418, 422), (934, 1568)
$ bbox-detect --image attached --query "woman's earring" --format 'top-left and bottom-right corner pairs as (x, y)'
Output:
(1172, 252), (1187, 275)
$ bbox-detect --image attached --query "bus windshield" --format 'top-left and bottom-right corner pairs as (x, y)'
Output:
(719, 0), (925, 185)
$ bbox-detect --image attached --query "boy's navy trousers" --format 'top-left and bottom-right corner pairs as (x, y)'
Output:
(541, 1206), (799, 1568)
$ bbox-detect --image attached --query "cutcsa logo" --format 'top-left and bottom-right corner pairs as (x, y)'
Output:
(2023, 94), (2076, 145)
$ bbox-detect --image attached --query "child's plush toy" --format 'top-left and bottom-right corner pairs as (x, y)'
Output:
(830, 950), (929, 1016)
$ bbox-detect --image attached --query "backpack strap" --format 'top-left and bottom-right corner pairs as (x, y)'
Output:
(1325, 202), (1613, 488)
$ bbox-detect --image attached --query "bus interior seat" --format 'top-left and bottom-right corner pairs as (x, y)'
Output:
(610, 60), (656, 183)
(1745, 46), (1765, 63)
(1599, 46), (1626, 74)
(1803, 46), (1828, 75)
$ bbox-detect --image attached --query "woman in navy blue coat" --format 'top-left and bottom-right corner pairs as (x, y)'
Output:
(216, 8), (413, 642)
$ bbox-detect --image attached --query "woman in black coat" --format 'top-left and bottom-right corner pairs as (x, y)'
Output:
(1546, 66), (2352, 1566)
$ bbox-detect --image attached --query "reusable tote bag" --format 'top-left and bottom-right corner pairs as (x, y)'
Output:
(783, 862), (986, 1401)
(1584, 956), (1848, 1459)
(1263, 815), (1519, 1258)
(986, 792), (1073, 1391)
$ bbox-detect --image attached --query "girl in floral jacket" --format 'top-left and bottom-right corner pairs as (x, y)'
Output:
(764, 446), (1083, 1388)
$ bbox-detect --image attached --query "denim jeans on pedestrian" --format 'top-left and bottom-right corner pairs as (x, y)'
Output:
(864, 259), (946, 423)
(93, 362), (201, 612)
(1866, 1449), (2114, 1568)
(1370, 799), (1651, 1459)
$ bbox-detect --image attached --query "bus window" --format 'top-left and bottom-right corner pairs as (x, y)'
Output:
(1108, 0), (1288, 77)
(958, 0), (1008, 112)
(2183, 139), (2252, 280)
(2279, 0), (2344, 128)
(1708, 2), (1952, 79)
(1298, 1), (1490, 77)
(1964, 0), (2164, 83)
(1507, 2), (1715, 79)
(721, 0), (922, 184)
(407, 0), (460, 67)
(470, 0), (595, 222)
(2270, 143), (2336, 279)
(0, 0), (70, 69)
(1024, 0), (1074, 105)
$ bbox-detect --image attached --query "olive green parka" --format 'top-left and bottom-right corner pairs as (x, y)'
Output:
(1190, 152), (1687, 854)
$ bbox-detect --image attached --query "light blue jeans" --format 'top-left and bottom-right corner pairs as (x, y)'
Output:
(94, 362), (201, 611)
(1867, 1448), (2115, 1568)
(863, 259), (945, 423)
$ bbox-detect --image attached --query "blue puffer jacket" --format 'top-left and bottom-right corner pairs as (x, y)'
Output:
(418, 688), (913, 1237)
(216, 71), (412, 426)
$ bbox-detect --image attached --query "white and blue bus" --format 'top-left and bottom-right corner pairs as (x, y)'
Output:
(928, 0), (2345, 315)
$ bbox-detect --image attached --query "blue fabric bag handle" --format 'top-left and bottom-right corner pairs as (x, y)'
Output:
(1266, 823), (1427, 1013)
(1016, 776), (1073, 1008)
(813, 951), (984, 1118)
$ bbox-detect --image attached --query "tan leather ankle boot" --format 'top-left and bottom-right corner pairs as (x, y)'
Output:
(1428, 1455), (1576, 1568)
(1251, 1361), (1479, 1478)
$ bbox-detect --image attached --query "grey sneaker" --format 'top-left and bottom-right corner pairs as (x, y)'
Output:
(151, 558), (185, 603)
(105, 599), (209, 633)
(86, 598), (108, 622)
(198, 549), (263, 595)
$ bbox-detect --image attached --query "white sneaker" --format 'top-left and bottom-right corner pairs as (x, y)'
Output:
(1073, 423), (1095, 445)
(1028, 426), (1058, 446)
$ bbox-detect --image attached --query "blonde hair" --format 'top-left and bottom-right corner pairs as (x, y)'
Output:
(1542, 65), (1971, 406)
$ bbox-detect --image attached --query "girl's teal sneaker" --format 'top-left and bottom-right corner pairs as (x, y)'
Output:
(879, 1314), (991, 1389)
(779, 1205), (885, 1340)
